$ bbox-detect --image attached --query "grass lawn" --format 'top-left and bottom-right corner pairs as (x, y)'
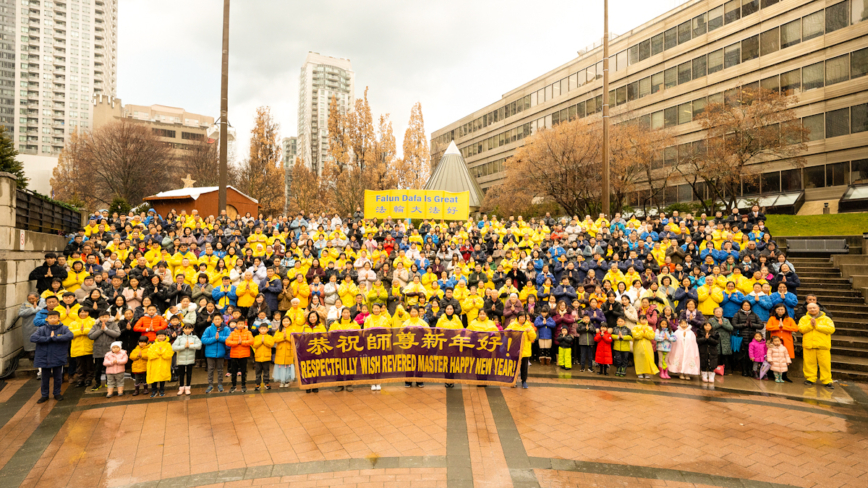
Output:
(766, 213), (868, 236)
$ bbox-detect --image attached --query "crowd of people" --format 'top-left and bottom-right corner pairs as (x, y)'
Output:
(20, 204), (837, 402)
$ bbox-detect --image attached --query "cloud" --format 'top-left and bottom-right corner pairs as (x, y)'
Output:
(119, 0), (679, 162)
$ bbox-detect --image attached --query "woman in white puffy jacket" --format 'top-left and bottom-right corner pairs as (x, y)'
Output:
(323, 274), (340, 307)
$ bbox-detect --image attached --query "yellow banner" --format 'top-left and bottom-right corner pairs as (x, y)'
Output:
(364, 190), (469, 221)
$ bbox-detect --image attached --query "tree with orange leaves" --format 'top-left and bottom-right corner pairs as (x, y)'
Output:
(234, 106), (285, 216)
(395, 102), (430, 189)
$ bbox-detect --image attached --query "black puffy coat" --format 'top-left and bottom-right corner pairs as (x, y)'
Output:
(732, 309), (763, 340)
(697, 330), (720, 371)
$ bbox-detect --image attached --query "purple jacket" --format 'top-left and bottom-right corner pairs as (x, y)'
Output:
(748, 339), (767, 363)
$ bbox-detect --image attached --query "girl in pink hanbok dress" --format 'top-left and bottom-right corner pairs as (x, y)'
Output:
(667, 319), (700, 380)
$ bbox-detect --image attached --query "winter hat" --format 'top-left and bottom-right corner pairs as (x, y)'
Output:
(110, 341), (122, 350)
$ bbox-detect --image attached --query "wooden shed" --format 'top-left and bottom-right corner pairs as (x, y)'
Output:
(144, 186), (259, 219)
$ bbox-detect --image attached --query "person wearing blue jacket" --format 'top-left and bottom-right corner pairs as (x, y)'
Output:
(672, 278), (698, 313)
(211, 277), (237, 312)
(720, 282), (745, 319)
(548, 244), (566, 263)
(553, 277), (578, 304)
(258, 267), (283, 312)
(31, 310), (74, 403)
(201, 315), (229, 393)
(745, 283), (774, 323)
(535, 267), (555, 287)
(534, 308), (556, 365)
(769, 283), (798, 319)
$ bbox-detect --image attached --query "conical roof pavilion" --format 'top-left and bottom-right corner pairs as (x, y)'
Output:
(424, 141), (485, 208)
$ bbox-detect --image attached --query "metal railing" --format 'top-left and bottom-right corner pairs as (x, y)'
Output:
(15, 189), (82, 235)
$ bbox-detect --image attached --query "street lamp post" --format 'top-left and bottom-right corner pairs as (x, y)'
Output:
(218, 0), (230, 213)
(601, 0), (610, 217)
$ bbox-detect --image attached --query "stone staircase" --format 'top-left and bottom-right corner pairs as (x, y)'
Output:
(789, 256), (868, 382)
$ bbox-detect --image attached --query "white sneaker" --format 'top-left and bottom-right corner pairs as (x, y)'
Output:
(371, 384), (377, 391)
(376, 385), (381, 390)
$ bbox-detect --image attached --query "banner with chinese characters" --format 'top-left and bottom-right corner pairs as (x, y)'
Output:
(292, 328), (524, 389)
(363, 190), (470, 221)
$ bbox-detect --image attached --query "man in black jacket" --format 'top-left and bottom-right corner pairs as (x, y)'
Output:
(29, 253), (68, 294)
(794, 295), (832, 322)
(439, 288), (463, 316)
(166, 274), (193, 307)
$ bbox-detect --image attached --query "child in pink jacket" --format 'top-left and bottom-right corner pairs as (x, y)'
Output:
(747, 332), (768, 380)
(766, 336), (791, 383)
(103, 341), (129, 398)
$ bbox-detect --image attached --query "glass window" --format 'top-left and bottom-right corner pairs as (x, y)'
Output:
(743, 176), (760, 195)
(576, 101), (586, 118)
(802, 62), (824, 91)
(724, 0), (741, 24)
(781, 168), (802, 191)
(664, 146), (677, 166)
(625, 83), (635, 103)
(639, 77), (651, 98)
(826, 1), (850, 33)
(803, 113), (824, 141)
(585, 65), (595, 84)
(781, 19), (801, 49)
(587, 97), (596, 114)
(826, 108), (850, 138)
(678, 62), (692, 84)
(724, 43), (741, 69)
(693, 97), (707, 116)
(547, 84), (554, 100)
(761, 75), (780, 93)
(678, 184), (693, 202)
(852, 47), (868, 79)
(708, 49), (724, 74)
(852, 159), (868, 185)
(530, 92), (537, 107)
(742, 0), (759, 16)
(781, 68), (801, 95)
(609, 89), (617, 108)
(569, 73), (578, 91)
(826, 54), (850, 86)
(762, 172), (781, 194)
(709, 6), (724, 31)
(664, 107), (677, 128)
(628, 45), (639, 66)
(678, 103), (692, 125)
(561, 78), (568, 95)
(664, 67), (677, 88)
(803, 11), (824, 41)
(742, 35), (759, 62)
(638, 39), (651, 62)
(725, 88), (740, 106)
(552, 82), (560, 98)
(804, 166), (826, 189)
(760, 28), (780, 56)
(692, 55), (707, 78)
(854, 0), (868, 24)
(651, 111), (664, 129)
(664, 27), (677, 50)
(616, 50), (628, 71)
(708, 92), (724, 105)
(693, 13), (707, 37)
(827, 162), (848, 186)
(678, 21), (691, 44)
(852, 103), (868, 133)
(651, 72), (663, 94)
(762, 0), (780, 7)
(651, 33), (664, 55)
(596, 62), (603, 80)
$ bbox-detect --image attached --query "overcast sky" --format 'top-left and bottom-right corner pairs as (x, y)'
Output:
(118, 0), (687, 163)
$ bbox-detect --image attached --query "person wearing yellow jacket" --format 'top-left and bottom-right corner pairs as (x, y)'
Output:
(235, 271), (259, 313)
(63, 261), (89, 293)
(338, 278), (359, 308)
(145, 329), (174, 397)
(519, 282), (537, 305)
(273, 315), (304, 387)
(402, 276), (428, 307)
(462, 287), (484, 324)
(632, 315), (660, 378)
(391, 305), (409, 328)
(798, 304), (835, 389)
(436, 304), (464, 329)
(697, 282), (724, 316)
(468, 310), (499, 331)
(129, 337), (150, 396)
(252, 323), (275, 390)
(507, 313), (537, 389)
(366, 281), (389, 310)
(291, 275), (311, 309)
(69, 307), (95, 387)
(56, 293), (82, 327)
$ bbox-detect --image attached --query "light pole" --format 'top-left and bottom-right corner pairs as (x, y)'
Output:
(218, 0), (230, 213)
(601, 0), (610, 217)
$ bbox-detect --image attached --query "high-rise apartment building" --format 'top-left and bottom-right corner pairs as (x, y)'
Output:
(297, 52), (354, 175)
(15, 0), (118, 194)
(431, 0), (868, 210)
(282, 135), (297, 214)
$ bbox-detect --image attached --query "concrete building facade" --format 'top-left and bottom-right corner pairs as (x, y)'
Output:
(297, 52), (354, 176)
(431, 0), (868, 210)
(16, 0), (118, 194)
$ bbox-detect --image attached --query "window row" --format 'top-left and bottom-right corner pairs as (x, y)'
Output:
(469, 158), (506, 179)
(459, 122), (532, 159)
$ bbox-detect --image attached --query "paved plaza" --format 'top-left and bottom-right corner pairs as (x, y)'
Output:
(0, 365), (865, 488)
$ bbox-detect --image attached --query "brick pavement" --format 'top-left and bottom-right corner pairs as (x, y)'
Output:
(0, 374), (865, 488)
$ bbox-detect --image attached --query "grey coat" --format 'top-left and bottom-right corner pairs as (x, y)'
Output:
(87, 320), (121, 358)
(172, 333), (202, 365)
(708, 316), (734, 356)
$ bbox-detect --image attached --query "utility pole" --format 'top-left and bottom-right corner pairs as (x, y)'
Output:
(218, 0), (230, 213)
(601, 0), (610, 217)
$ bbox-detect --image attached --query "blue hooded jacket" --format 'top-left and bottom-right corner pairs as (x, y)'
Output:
(31, 322), (74, 368)
(201, 323), (230, 358)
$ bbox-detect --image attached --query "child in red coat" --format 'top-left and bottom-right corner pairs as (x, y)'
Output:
(594, 327), (613, 375)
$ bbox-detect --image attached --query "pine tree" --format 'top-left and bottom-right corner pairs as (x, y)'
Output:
(0, 126), (27, 189)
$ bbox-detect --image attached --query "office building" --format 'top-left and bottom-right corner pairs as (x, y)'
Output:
(14, 0), (118, 194)
(92, 96), (216, 163)
(431, 0), (868, 211)
(297, 52), (354, 175)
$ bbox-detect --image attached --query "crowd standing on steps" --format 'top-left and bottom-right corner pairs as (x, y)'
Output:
(21, 204), (838, 402)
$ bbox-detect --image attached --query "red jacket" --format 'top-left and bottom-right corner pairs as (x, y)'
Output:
(594, 330), (613, 365)
(225, 327), (254, 358)
(133, 315), (168, 342)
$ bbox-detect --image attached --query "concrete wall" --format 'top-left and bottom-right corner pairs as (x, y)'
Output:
(0, 172), (70, 374)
